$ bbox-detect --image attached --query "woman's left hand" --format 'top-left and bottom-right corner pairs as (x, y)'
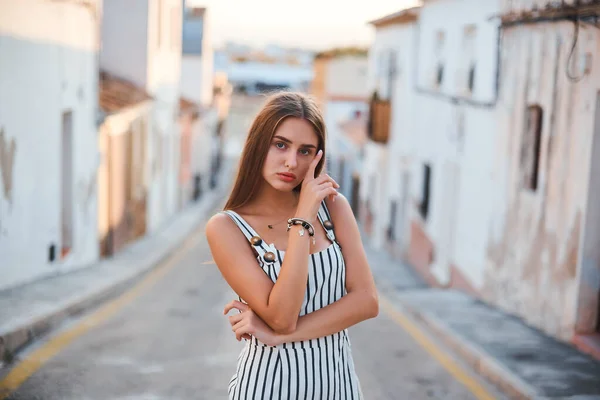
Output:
(224, 300), (281, 347)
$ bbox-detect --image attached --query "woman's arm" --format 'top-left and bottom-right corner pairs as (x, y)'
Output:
(207, 150), (340, 334)
(207, 214), (311, 334)
(225, 194), (379, 344)
(276, 194), (378, 342)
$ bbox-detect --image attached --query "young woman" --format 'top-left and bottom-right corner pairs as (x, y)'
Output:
(205, 91), (379, 400)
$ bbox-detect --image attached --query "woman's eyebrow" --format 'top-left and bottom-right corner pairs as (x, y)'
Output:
(273, 135), (317, 149)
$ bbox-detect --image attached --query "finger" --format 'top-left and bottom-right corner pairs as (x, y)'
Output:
(228, 313), (243, 326)
(315, 182), (334, 191)
(305, 149), (323, 182)
(242, 334), (252, 340)
(318, 187), (339, 202)
(314, 174), (339, 188)
(235, 324), (252, 341)
(329, 192), (338, 203)
(224, 300), (249, 315)
(232, 319), (246, 332)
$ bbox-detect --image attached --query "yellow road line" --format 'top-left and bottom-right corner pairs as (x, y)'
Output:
(0, 231), (203, 400)
(379, 295), (497, 400)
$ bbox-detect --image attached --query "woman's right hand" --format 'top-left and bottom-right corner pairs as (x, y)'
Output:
(295, 150), (339, 224)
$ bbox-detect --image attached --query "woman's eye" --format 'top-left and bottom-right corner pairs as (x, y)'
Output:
(275, 142), (286, 149)
(300, 149), (311, 156)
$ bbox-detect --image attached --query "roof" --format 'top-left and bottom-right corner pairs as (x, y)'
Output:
(186, 7), (205, 17)
(99, 71), (152, 113)
(315, 47), (368, 60)
(368, 6), (420, 27)
(339, 113), (368, 147)
(179, 97), (197, 112)
(179, 97), (203, 119)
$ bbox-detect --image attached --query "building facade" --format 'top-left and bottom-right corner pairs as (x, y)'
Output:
(0, 0), (102, 290)
(366, 0), (600, 357)
(101, 0), (183, 234)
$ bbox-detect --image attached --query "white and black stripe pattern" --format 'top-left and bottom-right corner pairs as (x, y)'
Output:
(221, 201), (363, 399)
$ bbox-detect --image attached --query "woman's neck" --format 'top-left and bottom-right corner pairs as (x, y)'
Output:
(250, 184), (299, 217)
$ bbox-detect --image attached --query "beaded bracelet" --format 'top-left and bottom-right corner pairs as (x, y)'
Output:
(287, 218), (316, 244)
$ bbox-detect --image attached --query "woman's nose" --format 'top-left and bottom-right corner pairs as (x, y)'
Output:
(285, 153), (298, 169)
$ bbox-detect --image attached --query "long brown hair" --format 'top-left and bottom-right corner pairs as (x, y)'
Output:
(224, 91), (327, 211)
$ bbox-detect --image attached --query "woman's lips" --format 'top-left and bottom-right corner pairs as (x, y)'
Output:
(277, 173), (296, 182)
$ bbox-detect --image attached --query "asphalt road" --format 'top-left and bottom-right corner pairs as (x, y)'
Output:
(4, 198), (494, 400)
(2, 95), (503, 400)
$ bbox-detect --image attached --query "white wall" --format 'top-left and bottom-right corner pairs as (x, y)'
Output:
(146, 0), (183, 231)
(484, 21), (600, 339)
(100, 0), (149, 88)
(181, 57), (204, 103)
(325, 56), (369, 99)
(409, 0), (500, 286)
(325, 100), (368, 158)
(0, 0), (100, 290)
(415, 0), (499, 104)
(366, 21), (420, 251)
(363, 19), (420, 250)
(200, 8), (214, 107)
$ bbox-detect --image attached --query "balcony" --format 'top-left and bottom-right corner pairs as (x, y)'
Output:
(367, 93), (391, 144)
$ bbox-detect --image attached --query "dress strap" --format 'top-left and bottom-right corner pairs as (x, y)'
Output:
(221, 210), (271, 259)
(317, 200), (341, 248)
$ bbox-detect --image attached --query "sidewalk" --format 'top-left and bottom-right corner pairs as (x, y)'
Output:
(364, 238), (600, 399)
(0, 167), (230, 368)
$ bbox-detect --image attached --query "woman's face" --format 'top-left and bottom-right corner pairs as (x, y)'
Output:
(262, 117), (320, 192)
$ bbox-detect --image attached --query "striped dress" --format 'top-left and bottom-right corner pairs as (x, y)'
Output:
(222, 201), (363, 400)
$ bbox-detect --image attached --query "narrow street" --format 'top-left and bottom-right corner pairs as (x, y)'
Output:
(2, 96), (504, 400)
(4, 200), (496, 400)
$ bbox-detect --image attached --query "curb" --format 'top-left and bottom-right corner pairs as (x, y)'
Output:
(394, 295), (540, 400)
(0, 176), (229, 367)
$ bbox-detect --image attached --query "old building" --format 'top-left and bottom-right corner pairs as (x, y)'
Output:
(179, 4), (220, 206)
(97, 72), (153, 257)
(310, 48), (369, 207)
(366, 0), (600, 358)
(405, 0), (501, 290)
(0, 0), (102, 290)
(361, 7), (421, 256)
(486, 0), (600, 357)
(101, 0), (183, 234)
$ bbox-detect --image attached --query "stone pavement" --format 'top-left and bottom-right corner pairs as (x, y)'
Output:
(0, 163), (232, 369)
(363, 237), (600, 399)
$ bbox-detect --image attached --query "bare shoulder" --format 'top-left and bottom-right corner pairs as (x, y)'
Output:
(205, 211), (232, 231)
(205, 212), (231, 237)
(205, 212), (249, 250)
(324, 193), (355, 225)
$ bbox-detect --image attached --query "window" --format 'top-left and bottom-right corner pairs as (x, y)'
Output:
(436, 64), (444, 86)
(387, 50), (397, 100)
(461, 25), (477, 93)
(468, 64), (476, 92)
(182, 8), (204, 55)
(338, 158), (345, 189)
(420, 164), (432, 220)
(521, 106), (543, 191)
(433, 31), (445, 88)
(387, 200), (398, 241)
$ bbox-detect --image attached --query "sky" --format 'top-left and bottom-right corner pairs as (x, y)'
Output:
(188, 0), (420, 50)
